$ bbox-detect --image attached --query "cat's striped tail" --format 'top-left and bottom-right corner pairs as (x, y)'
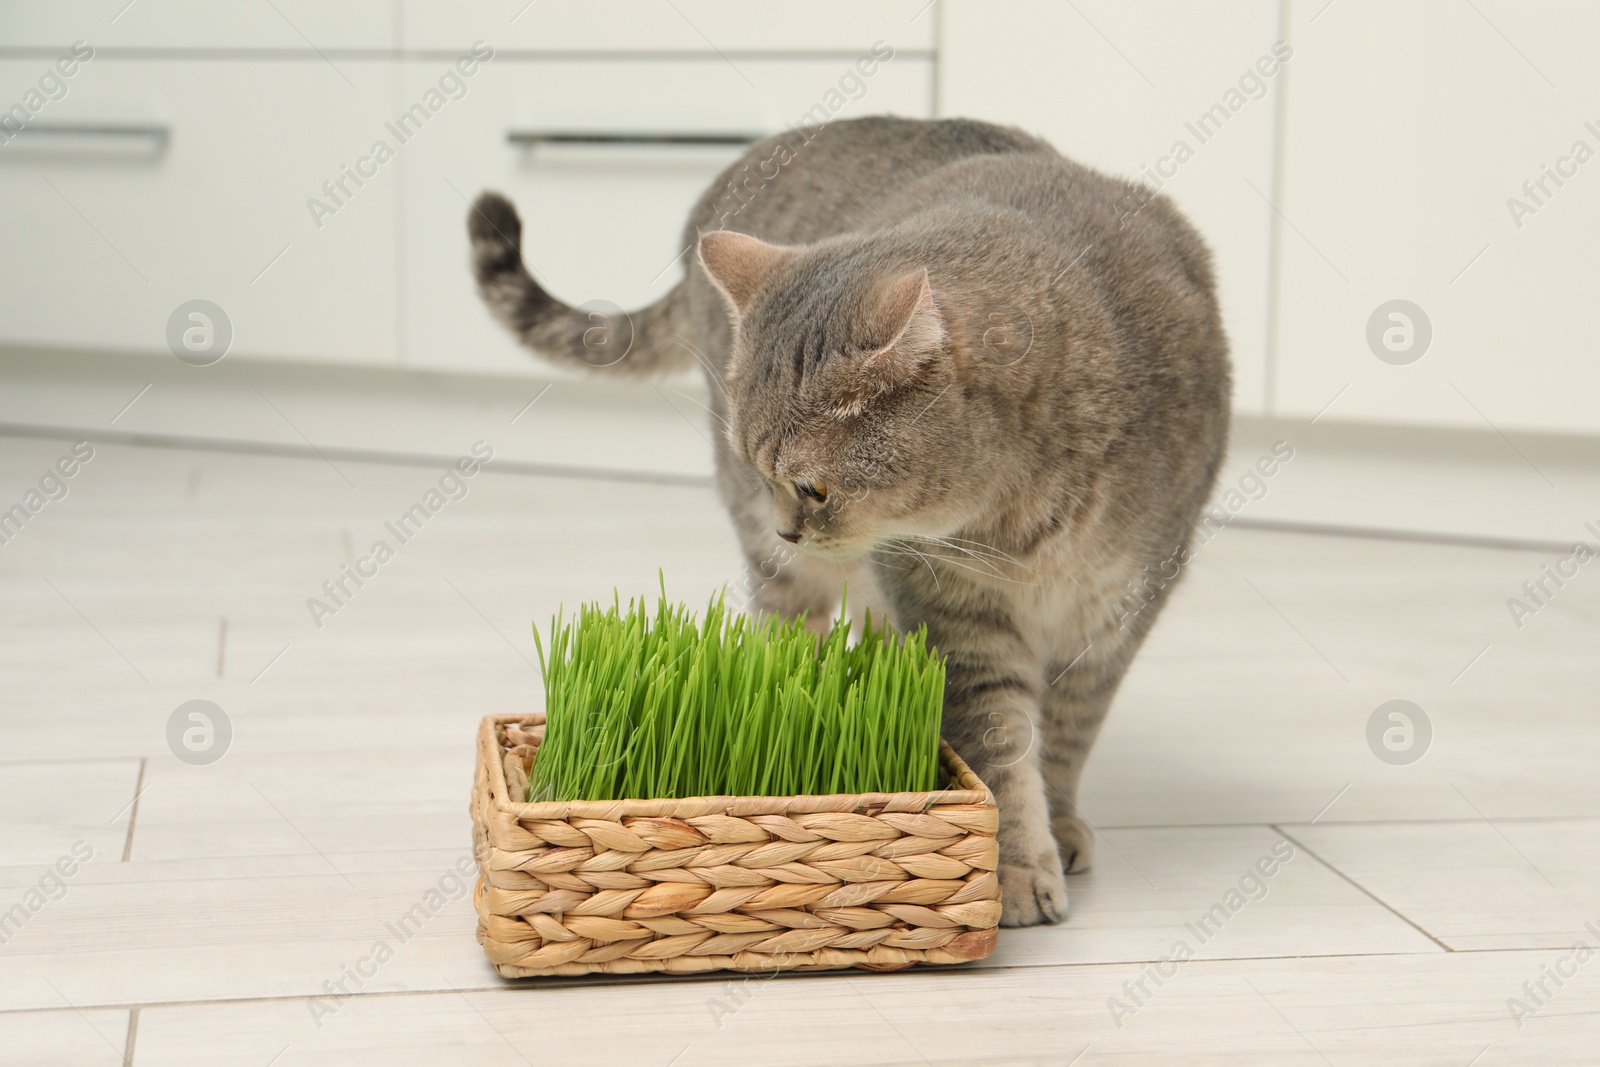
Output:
(468, 191), (695, 375)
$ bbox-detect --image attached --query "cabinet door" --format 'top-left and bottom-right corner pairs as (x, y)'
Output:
(403, 0), (934, 54)
(402, 54), (934, 374)
(938, 0), (1283, 415)
(0, 59), (398, 365)
(1273, 0), (1600, 434)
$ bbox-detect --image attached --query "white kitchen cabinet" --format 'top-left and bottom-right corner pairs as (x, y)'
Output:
(401, 54), (934, 374)
(1272, 0), (1600, 434)
(0, 58), (399, 364)
(403, 0), (934, 55)
(0, 0), (395, 51)
(2, 0), (1595, 444)
(937, 0), (1283, 416)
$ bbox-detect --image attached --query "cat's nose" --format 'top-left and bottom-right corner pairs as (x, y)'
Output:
(776, 529), (802, 543)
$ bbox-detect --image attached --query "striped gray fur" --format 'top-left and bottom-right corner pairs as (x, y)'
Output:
(469, 116), (1231, 926)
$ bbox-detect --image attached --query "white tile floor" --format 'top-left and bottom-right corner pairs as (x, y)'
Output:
(2, 429), (1598, 1065)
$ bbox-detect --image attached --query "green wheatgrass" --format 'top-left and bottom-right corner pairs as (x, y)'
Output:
(527, 582), (945, 802)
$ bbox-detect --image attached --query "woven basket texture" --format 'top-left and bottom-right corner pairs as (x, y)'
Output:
(472, 713), (1002, 977)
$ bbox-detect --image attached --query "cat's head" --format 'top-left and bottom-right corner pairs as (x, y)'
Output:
(698, 230), (973, 560)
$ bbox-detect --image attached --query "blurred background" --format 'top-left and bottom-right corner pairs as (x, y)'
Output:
(4, 0), (1598, 542)
(3, 3), (1599, 1065)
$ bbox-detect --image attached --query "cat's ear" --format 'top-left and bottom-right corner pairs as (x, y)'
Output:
(697, 231), (798, 318)
(867, 267), (946, 358)
(827, 268), (946, 417)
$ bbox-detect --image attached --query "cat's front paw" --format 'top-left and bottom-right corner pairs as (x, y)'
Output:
(998, 853), (1068, 926)
(1051, 813), (1095, 873)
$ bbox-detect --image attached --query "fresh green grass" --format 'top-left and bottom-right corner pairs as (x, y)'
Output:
(527, 583), (946, 802)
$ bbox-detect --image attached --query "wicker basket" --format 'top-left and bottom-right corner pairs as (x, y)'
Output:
(471, 712), (1001, 977)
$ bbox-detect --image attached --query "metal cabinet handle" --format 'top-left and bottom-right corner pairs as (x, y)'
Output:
(0, 122), (170, 147)
(507, 130), (760, 147)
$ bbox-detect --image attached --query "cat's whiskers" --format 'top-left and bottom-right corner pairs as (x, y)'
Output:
(901, 533), (1031, 573)
(877, 542), (942, 592)
(895, 535), (1022, 578)
(929, 534), (1029, 567)
(670, 335), (729, 400)
(664, 385), (732, 432)
(902, 539), (1010, 578)
(880, 538), (1038, 587)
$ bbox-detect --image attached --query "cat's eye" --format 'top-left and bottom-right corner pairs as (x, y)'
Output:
(796, 479), (828, 503)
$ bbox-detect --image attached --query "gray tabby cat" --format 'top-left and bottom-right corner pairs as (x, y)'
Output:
(469, 116), (1230, 926)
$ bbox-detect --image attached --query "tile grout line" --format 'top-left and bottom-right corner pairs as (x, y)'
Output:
(7, 822), (1596, 890)
(0, 423), (1586, 554)
(1127, 814), (1600, 829)
(122, 1007), (139, 1067)
(7, 977), (1593, 1034)
(0, 756), (149, 767)
(0, 810), (1588, 862)
(1273, 824), (1454, 954)
(1223, 514), (1584, 555)
(121, 758), (147, 863)
(0, 950), (1447, 1019)
(0, 423), (712, 489)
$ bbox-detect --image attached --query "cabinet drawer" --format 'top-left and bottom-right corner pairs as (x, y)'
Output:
(403, 53), (932, 374)
(404, 1), (934, 55)
(0, 59), (398, 364)
(0, 1), (394, 51)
